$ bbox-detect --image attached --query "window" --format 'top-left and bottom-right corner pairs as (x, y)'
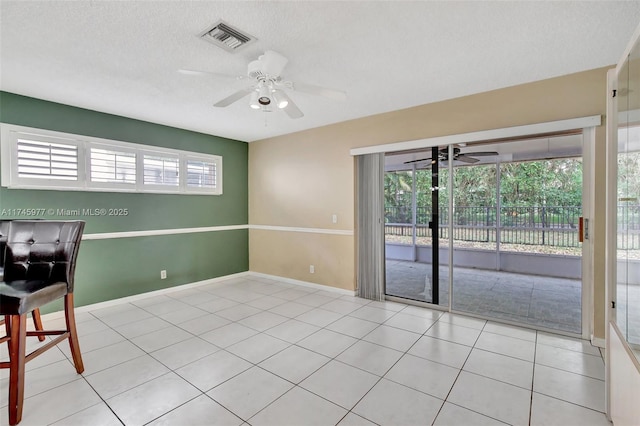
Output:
(1, 124), (223, 195)
(89, 146), (136, 185)
(143, 154), (179, 186)
(187, 158), (218, 190)
(17, 137), (78, 181)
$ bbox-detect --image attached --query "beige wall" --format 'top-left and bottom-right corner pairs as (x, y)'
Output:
(249, 66), (610, 338)
(250, 229), (355, 291)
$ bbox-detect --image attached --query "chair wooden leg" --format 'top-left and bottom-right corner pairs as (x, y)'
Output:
(8, 314), (26, 426)
(64, 294), (84, 374)
(31, 309), (45, 342)
(4, 316), (11, 362)
(2, 311), (44, 342)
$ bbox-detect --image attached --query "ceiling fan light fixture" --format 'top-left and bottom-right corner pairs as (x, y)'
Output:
(272, 90), (289, 109)
(258, 84), (271, 105)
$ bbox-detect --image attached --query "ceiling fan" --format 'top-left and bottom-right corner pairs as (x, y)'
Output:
(404, 147), (499, 164)
(179, 50), (347, 119)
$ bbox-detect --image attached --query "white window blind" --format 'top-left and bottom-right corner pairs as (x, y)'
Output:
(143, 154), (179, 186)
(16, 137), (78, 181)
(90, 147), (136, 184)
(1, 124), (223, 195)
(187, 159), (217, 189)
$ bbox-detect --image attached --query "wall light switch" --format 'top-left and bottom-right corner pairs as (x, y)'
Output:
(332, 214), (338, 224)
(310, 265), (315, 274)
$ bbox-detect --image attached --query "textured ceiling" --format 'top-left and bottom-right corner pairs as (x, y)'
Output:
(1, 1), (639, 143)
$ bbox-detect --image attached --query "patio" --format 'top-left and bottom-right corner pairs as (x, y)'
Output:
(386, 259), (582, 334)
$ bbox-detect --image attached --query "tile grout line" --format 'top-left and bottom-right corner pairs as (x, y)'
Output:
(93, 297), (476, 424)
(77, 375), (127, 426)
(242, 309), (380, 425)
(296, 306), (443, 425)
(169, 289), (375, 424)
(428, 316), (488, 425)
(240, 302), (434, 424)
(77, 312), (219, 425)
(6, 277), (608, 426)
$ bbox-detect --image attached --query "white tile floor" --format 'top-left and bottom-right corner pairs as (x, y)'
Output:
(0, 275), (611, 426)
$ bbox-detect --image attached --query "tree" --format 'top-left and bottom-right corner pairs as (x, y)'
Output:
(500, 159), (582, 207)
(384, 158), (583, 226)
(384, 171), (413, 223)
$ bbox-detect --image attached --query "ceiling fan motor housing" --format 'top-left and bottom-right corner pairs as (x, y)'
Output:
(248, 60), (267, 80)
(247, 50), (288, 81)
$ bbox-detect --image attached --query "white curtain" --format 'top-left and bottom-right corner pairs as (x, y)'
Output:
(356, 153), (385, 301)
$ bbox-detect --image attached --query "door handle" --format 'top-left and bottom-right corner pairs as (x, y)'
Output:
(579, 217), (589, 242)
(579, 217), (583, 243)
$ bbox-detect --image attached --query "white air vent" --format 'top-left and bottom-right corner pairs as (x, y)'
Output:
(199, 20), (256, 52)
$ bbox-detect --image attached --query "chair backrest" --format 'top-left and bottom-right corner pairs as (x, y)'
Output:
(3, 220), (85, 292)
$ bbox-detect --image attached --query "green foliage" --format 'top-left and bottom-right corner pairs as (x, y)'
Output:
(385, 158), (583, 223)
(452, 165), (497, 207)
(500, 159), (582, 207)
(618, 152), (640, 201)
(384, 171), (414, 223)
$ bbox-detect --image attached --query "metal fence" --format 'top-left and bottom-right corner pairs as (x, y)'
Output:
(385, 205), (640, 249)
(618, 204), (640, 250)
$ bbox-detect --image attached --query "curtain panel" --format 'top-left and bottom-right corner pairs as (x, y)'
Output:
(356, 153), (385, 300)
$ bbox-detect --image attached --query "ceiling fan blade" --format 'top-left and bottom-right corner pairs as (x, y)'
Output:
(213, 87), (254, 107)
(466, 151), (499, 157)
(281, 93), (304, 119)
(404, 157), (432, 164)
(456, 155), (480, 164)
(178, 69), (247, 81)
(291, 82), (347, 101)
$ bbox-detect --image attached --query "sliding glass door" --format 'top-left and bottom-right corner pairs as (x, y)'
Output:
(385, 148), (448, 306)
(450, 162), (497, 314)
(384, 137), (585, 333)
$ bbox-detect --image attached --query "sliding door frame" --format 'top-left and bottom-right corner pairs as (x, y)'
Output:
(352, 115), (600, 338)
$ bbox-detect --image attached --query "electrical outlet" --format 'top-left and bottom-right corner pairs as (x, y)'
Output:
(309, 265), (315, 274)
(160, 270), (167, 279)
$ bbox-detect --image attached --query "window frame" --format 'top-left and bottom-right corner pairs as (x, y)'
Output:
(141, 150), (181, 191)
(184, 154), (223, 194)
(10, 131), (84, 189)
(1, 123), (223, 195)
(86, 142), (138, 190)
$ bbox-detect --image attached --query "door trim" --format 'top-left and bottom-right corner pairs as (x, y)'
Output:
(582, 126), (596, 341)
(351, 115), (601, 156)
(381, 120), (598, 338)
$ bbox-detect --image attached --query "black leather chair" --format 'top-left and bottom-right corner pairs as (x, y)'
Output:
(0, 220), (45, 342)
(0, 220), (85, 425)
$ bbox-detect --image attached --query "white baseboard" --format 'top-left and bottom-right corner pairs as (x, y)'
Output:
(247, 272), (356, 296)
(41, 270), (355, 322)
(591, 335), (606, 348)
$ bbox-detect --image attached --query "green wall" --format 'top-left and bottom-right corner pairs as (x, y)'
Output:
(0, 92), (249, 312)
